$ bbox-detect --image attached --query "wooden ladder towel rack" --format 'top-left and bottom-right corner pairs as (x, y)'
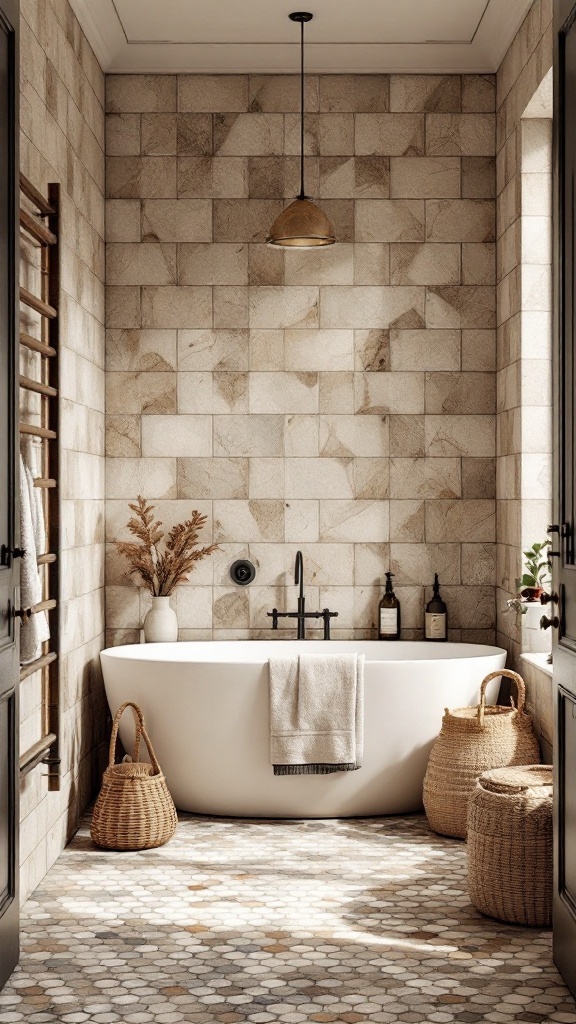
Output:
(18, 174), (60, 788)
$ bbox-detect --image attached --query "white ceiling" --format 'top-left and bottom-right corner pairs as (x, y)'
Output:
(70, 0), (534, 74)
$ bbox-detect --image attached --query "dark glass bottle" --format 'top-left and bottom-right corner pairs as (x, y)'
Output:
(378, 571), (401, 640)
(425, 573), (447, 641)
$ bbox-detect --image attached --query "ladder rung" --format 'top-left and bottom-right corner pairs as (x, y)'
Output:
(37, 553), (57, 565)
(20, 208), (57, 246)
(20, 287), (57, 319)
(19, 332), (56, 357)
(19, 375), (57, 398)
(20, 423), (57, 440)
(19, 174), (55, 216)
(31, 598), (57, 614)
(33, 478), (57, 489)
(20, 651), (57, 680)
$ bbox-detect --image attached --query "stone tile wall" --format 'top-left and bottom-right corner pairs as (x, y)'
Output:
(495, 0), (553, 667)
(19, 0), (106, 899)
(105, 73), (497, 643)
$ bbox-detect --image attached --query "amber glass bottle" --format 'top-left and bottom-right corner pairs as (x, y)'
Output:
(425, 573), (447, 641)
(378, 571), (401, 640)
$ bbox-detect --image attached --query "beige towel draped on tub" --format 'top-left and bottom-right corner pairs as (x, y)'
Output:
(269, 653), (364, 775)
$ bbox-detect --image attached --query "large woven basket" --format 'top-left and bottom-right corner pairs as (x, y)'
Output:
(467, 764), (553, 926)
(91, 701), (177, 851)
(423, 669), (540, 839)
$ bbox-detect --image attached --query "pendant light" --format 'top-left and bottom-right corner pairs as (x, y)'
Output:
(267, 12), (336, 248)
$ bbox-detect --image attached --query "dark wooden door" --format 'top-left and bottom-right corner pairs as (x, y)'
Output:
(0, 0), (19, 991)
(553, 0), (576, 998)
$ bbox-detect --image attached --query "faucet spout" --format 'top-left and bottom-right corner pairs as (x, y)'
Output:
(294, 550), (304, 601)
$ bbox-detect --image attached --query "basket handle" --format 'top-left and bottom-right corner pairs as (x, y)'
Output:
(477, 669), (526, 727)
(108, 701), (161, 774)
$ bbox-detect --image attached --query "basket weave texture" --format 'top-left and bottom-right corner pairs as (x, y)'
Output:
(90, 701), (177, 851)
(467, 764), (553, 927)
(423, 670), (540, 839)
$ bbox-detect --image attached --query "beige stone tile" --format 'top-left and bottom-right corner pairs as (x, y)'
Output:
(283, 245), (354, 286)
(425, 414), (495, 456)
(389, 499), (425, 542)
(178, 243), (248, 286)
(141, 414), (212, 457)
(425, 498), (495, 541)
(212, 372), (249, 414)
(106, 113), (140, 156)
(106, 285), (141, 329)
(285, 458), (354, 499)
(425, 371), (495, 414)
(106, 243), (176, 286)
(320, 500), (388, 542)
(389, 157), (461, 199)
(248, 457), (285, 498)
(178, 156), (249, 199)
(355, 200), (425, 243)
(106, 200), (141, 243)
(248, 155), (290, 199)
(176, 113), (213, 155)
(106, 328), (176, 374)
(284, 329), (354, 371)
(283, 414), (319, 457)
(245, 246), (283, 289)
(354, 329), (390, 371)
(319, 371), (355, 414)
(390, 456), (460, 499)
(521, 171), (552, 216)
(141, 113), (177, 155)
(426, 198), (495, 242)
(106, 157), (177, 199)
(213, 414), (284, 457)
(178, 328), (249, 371)
(353, 542), (390, 585)
(249, 372), (318, 415)
(354, 372), (424, 415)
(461, 542), (496, 585)
(141, 199), (212, 242)
(355, 113), (425, 156)
(389, 414), (425, 457)
(441, 584), (496, 628)
(213, 286), (249, 328)
(521, 264), (552, 312)
(426, 286), (496, 329)
(353, 244), (390, 286)
(462, 156), (496, 198)
(462, 457), (496, 498)
(390, 243), (460, 286)
(249, 329), (284, 370)
(284, 500), (320, 542)
(462, 75), (496, 113)
(214, 499), (284, 542)
(249, 286), (319, 329)
(214, 112), (284, 156)
(178, 75), (249, 112)
(462, 242), (495, 285)
(174, 586), (213, 629)
(107, 75), (177, 113)
(213, 199), (284, 243)
(249, 74), (319, 113)
(319, 414), (388, 458)
(390, 75), (461, 112)
(353, 157), (390, 199)
(321, 286), (425, 330)
(212, 586), (249, 630)
(317, 156), (355, 199)
(142, 286), (212, 329)
(390, 542), (460, 585)
(177, 370), (216, 413)
(105, 457), (177, 499)
(320, 75), (389, 112)
(320, 199), (355, 243)
(105, 415), (141, 458)
(522, 119), (553, 173)
(354, 458), (389, 499)
(178, 457), (248, 499)
(389, 328), (460, 371)
(317, 113), (354, 156)
(283, 112), (319, 157)
(107, 371), (177, 415)
(426, 113), (495, 156)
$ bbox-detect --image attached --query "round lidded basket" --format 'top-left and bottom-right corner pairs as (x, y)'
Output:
(91, 701), (177, 851)
(423, 670), (541, 839)
(467, 764), (553, 927)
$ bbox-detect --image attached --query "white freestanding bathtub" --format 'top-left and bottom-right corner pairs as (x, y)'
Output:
(100, 640), (506, 819)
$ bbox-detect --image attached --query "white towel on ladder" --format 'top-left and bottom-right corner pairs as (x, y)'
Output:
(19, 451), (50, 664)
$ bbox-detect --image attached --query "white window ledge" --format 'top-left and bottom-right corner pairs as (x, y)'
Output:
(520, 651), (554, 679)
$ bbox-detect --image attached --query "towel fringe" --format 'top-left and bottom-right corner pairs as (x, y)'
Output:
(273, 762), (360, 775)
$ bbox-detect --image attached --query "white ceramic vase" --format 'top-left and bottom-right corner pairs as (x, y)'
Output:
(144, 596), (178, 643)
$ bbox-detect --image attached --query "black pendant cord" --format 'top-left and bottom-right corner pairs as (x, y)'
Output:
(299, 16), (305, 200)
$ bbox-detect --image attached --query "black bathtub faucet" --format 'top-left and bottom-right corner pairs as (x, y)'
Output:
(267, 550), (338, 640)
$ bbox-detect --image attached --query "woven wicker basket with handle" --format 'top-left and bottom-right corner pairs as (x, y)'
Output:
(91, 701), (177, 851)
(423, 669), (541, 840)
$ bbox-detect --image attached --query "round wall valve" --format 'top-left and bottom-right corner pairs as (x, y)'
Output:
(230, 559), (256, 586)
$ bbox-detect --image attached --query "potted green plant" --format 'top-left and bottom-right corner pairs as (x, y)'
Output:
(517, 540), (551, 602)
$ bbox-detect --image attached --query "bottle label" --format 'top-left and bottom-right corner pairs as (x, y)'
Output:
(426, 612), (446, 639)
(380, 608), (398, 635)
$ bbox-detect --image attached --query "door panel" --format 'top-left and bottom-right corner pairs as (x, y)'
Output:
(0, 0), (19, 992)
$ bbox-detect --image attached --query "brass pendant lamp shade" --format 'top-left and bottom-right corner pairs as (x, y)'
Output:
(267, 13), (336, 248)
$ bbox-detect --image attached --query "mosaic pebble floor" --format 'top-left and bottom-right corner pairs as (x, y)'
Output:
(2, 813), (576, 1024)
